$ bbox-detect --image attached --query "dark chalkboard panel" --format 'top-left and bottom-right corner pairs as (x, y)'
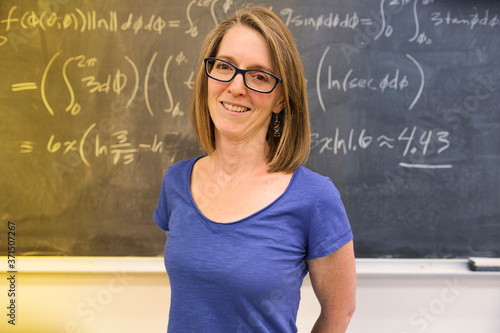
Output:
(1, 0), (499, 258)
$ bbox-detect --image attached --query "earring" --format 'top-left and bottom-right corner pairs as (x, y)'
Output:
(273, 112), (281, 138)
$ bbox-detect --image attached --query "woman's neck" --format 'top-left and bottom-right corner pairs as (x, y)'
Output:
(209, 135), (270, 179)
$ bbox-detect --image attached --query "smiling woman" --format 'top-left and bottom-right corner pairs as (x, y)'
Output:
(191, 6), (311, 173)
(153, 5), (356, 333)
(205, 25), (285, 151)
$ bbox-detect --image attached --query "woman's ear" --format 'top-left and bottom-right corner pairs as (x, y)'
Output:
(273, 96), (285, 114)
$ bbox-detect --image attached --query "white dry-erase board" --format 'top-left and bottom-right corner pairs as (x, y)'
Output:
(1, 0), (499, 258)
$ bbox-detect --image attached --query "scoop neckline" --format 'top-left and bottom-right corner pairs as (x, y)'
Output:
(187, 156), (300, 229)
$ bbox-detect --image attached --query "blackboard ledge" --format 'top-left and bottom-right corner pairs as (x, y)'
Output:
(1, 256), (166, 274)
(356, 258), (500, 276)
(3, 257), (500, 276)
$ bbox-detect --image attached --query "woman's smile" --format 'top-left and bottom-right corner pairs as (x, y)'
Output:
(221, 101), (251, 113)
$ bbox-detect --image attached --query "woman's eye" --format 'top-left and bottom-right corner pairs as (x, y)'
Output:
(254, 73), (269, 82)
(216, 62), (231, 70)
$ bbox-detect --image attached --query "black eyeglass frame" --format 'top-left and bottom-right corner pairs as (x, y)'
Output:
(204, 57), (282, 94)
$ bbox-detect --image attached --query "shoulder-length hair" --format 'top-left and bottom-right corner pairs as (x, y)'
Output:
(190, 5), (310, 173)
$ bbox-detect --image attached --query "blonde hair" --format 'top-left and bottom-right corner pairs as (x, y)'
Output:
(190, 5), (310, 173)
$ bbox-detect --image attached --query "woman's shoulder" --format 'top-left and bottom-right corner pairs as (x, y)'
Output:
(290, 166), (341, 199)
(160, 156), (203, 188)
(165, 156), (201, 175)
(294, 165), (334, 186)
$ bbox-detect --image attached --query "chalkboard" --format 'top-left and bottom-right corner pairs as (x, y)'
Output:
(1, 0), (499, 258)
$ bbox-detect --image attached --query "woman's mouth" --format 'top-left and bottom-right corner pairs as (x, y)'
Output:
(222, 102), (250, 113)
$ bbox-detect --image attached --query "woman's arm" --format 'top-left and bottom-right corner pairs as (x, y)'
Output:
(308, 240), (356, 333)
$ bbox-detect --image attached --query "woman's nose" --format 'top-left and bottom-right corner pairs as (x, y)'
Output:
(227, 73), (247, 96)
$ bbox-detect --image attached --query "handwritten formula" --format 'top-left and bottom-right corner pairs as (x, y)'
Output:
(2, 0), (500, 179)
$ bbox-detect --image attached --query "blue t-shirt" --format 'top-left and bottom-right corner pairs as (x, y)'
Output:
(154, 157), (352, 333)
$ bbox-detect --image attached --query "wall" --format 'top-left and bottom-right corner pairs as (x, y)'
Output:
(1, 258), (499, 333)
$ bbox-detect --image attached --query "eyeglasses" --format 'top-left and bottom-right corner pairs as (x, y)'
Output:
(204, 57), (282, 94)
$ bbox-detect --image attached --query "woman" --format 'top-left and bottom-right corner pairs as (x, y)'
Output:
(154, 6), (356, 333)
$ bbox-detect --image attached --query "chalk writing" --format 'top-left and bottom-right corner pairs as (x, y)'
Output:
(5, 0), (497, 184)
(11, 82), (37, 91)
(280, 8), (362, 31)
(27, 124), (164, 168)
(185, 0), (234, 37)
(14, 51), (188, 118)
(431, 10), (500, 30)
(0, 5), (177, 44)
(311, 126), (451, 169)
(408, 0), (432, 45)
(326, 68), (409, 93)
(19, 141), (35, 154)
(316, 47), (424, 111)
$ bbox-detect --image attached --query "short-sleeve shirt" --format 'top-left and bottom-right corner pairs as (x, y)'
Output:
(154, 157), (352, 333)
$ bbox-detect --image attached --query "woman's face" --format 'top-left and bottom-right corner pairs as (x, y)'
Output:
(207, 25), (284, 146)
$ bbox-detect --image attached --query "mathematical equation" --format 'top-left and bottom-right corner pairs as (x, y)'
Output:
(281, 0), (499, 41)
(316, 47), (424, 111)
(20, 122), (163, 167)
(6, 0), (496, 179)
(311, 126), (452, 169)
(316, 46), (425, 112)
(20, 124), (452, 177)
(0, 1), (234, 48)
(11, 51), (192, 118)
